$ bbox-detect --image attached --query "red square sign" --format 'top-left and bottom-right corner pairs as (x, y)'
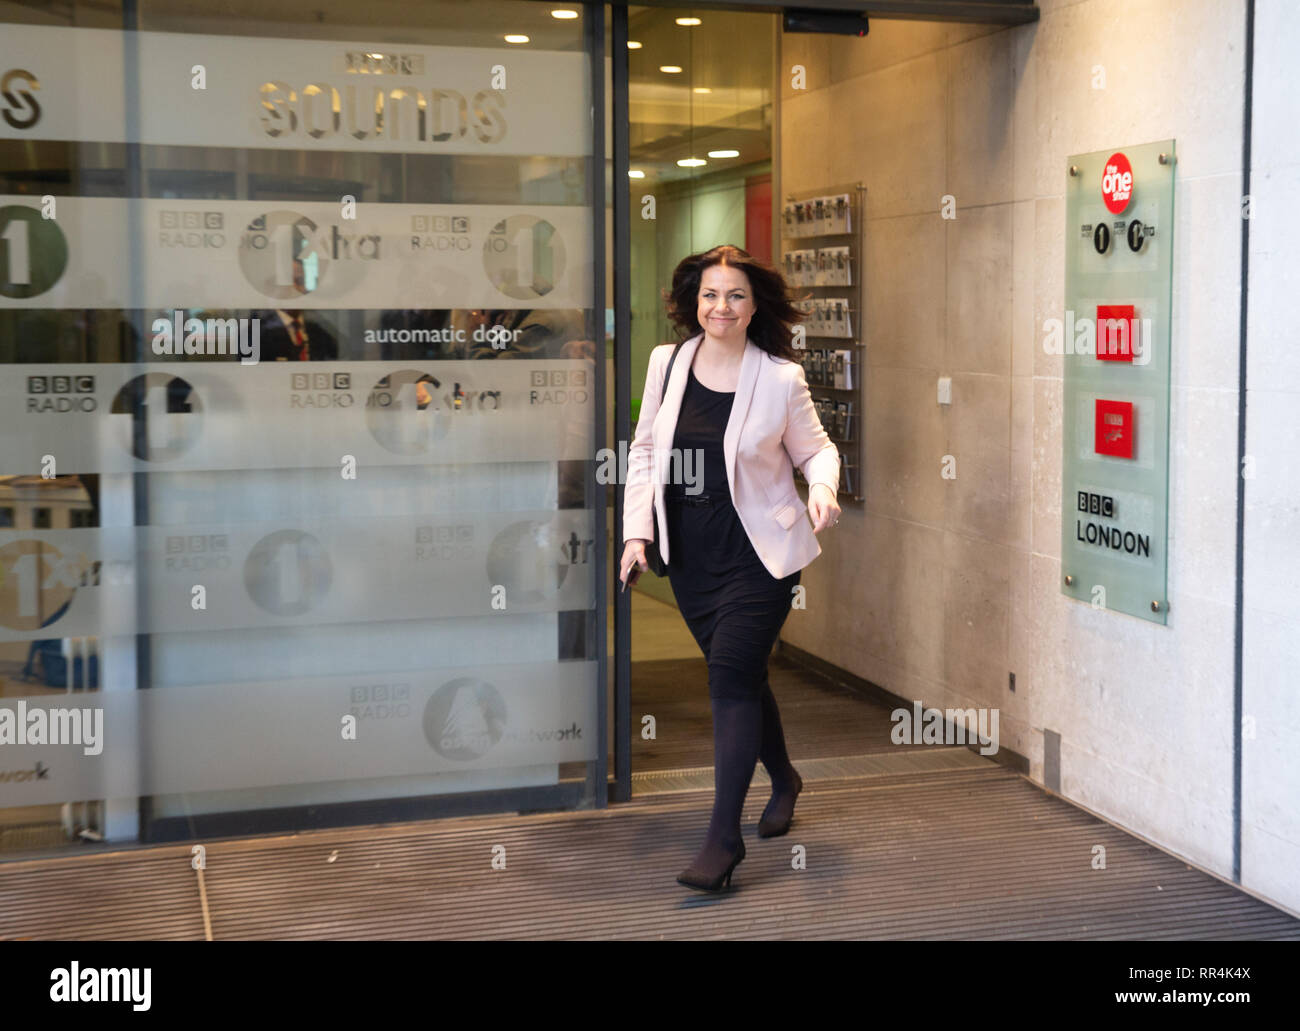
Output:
(1095, 399), (1135, 458)
(1096, 304), (1136, 362)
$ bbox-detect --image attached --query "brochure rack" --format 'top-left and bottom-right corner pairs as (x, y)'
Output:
(780, 181), (866, 501)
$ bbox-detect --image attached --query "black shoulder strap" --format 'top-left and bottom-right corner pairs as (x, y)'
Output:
(660, 340), (687, 404)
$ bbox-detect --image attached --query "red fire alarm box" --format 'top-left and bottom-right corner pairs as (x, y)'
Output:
(1095, 399), (1135, 458)
(1096, 304), (1136, 362)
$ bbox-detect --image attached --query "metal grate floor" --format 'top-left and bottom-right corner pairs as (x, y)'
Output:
(2, 760), (1296, 940)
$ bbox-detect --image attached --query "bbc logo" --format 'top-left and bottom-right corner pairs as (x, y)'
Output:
(410, 215), (469, 233)
(292, 373), (351, 390)
(160, 211), (223, 230)
(28, 376), (95, 394)
(530, 371), (586, 388)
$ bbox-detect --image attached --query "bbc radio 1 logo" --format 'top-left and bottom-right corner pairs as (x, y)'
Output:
(1, 204), (69, 299)
(529, 369), (586, 405)
(25, 368), (202, 462)
(27, 374), (96, 413)
(484, 215), (565, 302)
(109, 373), (202, 462)
(243, 529), (332, 617)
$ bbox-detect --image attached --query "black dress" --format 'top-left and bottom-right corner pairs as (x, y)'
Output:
(665, 366), (801, 699)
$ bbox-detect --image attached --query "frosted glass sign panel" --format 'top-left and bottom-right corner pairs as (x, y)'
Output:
(1060, 140), (1175, 625)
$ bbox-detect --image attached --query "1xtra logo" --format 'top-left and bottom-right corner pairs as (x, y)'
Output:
(237, 209), (379, 299)
(486, 520), (594, 604)
(364, 369), (501, 455)
(0, 539), (86, 632)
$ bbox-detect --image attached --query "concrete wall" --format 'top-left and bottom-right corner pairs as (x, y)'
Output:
(780, 0), (1296, 913)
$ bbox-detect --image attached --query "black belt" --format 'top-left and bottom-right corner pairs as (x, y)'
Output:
(666, 491), (716, 506)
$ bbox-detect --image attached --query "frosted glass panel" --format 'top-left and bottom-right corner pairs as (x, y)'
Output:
(1060, 140), (1175, 625)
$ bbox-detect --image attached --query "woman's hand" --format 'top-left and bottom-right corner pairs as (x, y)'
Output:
(620, 539), (650, 587)
(807, 483), (841, 534)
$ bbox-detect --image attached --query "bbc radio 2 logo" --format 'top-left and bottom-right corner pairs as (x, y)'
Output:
(27, 375), (96, 413)
(529, 369), (586, 405)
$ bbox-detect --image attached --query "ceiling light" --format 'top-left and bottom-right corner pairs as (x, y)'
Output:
(627, 40), (642, 49)
(677, 158), (706, 167)
(707, 150), (739, 158)
(676, 17), (701, 26)
(551, 9), (579, 18)
(504, 35), (530, 43)
(693, 87), (712, 94)
(628, 170), (646, 179)
(660, 65), (683, 73)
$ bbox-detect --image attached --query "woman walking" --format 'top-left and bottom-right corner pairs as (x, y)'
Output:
(620, 244), (842, 892)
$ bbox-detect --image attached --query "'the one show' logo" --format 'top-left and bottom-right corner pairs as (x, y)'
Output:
(1101, 152), (1134, 214)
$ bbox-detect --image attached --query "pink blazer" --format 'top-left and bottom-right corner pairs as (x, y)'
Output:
(624, 333), (841, 580)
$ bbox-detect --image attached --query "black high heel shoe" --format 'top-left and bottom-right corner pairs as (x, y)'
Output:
(757, 770), (803, 838)
(676, 840), (745, 893)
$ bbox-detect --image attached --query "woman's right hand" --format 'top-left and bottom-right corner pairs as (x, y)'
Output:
(620, 539), (650, 588)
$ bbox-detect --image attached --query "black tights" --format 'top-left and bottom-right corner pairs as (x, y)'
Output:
(670, 560), (801, 877)
(686, 661), (798, 878)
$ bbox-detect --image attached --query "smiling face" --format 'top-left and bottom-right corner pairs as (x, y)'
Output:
(697, 263), (756, 343)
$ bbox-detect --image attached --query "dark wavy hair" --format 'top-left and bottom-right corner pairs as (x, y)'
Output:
(663, 244), (805, 362)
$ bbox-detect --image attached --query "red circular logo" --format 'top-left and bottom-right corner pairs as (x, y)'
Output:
(1100, 152), (1133, 214)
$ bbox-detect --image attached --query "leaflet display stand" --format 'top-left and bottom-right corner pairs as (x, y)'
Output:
(780, 182), (865, 502)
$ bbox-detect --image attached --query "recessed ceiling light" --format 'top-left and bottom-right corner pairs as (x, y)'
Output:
(693, 87), (712, 94)
(551, 8), (579, 18)
(628, 170), (646, 179)
(660, 65), (683, 74)
(676, 17), (701, 26)
(627, 40), (642, 49)
(707, 150), (739, 158)
(677, 158), (706, 167)
(504, 34), (530, 44)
